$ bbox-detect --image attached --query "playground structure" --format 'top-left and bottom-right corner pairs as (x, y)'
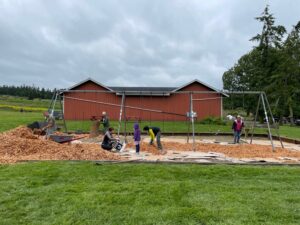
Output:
(49, 89), (284, 152)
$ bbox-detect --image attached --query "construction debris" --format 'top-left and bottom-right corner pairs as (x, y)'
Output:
(0, 126), (121, 164)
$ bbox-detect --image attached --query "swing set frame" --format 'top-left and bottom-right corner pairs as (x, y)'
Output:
(50, 89), (283, 152)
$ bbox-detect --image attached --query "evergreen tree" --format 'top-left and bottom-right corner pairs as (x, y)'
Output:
(223, 5), (300, 120)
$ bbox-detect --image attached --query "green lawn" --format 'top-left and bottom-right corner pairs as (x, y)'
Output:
(0, 110), (44, 132)
(0, 162), (299, 225)
(277, 126), (300, 140)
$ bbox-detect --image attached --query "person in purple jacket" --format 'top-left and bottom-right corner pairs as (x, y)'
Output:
(133, 123), (141, 154)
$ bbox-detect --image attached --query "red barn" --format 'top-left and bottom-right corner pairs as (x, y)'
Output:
(62, 78), (227, 121)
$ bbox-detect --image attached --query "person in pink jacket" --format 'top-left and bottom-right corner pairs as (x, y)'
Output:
(232, 115), (244, 144)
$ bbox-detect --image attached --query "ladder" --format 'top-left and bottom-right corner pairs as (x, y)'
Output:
(48, 90), (68, 133)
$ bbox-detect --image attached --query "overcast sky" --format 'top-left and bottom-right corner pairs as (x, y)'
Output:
(0, 0), (299, 89)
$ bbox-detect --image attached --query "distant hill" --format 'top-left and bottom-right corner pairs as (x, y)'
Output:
(0, 85), (53, 99)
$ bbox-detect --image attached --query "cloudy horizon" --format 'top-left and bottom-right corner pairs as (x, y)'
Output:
(0, 0), (299, 90)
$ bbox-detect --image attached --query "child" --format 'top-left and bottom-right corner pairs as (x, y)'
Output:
(133, 123), (141, 154)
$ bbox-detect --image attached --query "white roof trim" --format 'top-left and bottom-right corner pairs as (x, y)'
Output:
(171, 79), (229, 97)
(67, 78), (114, 92)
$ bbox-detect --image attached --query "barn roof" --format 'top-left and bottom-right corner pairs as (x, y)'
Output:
(65, 78), (228, 96)
(67, 77), (114, 92)
(172, 79), (229, 97)
(108, 87), (176, 96)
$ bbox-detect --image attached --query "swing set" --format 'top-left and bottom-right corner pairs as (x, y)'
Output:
(49, 89), (283, 152)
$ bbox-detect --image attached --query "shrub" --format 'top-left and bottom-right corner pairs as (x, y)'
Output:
(199, 116), (226, 125)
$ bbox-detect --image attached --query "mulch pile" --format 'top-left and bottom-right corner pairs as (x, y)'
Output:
(126, 141), (300, 159)
(0, 126), (121, 164)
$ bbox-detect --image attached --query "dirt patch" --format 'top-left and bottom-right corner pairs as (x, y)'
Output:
(126, 140), (300, 160)
(0, 126), (121, 164)
(126, 142), (162, 155)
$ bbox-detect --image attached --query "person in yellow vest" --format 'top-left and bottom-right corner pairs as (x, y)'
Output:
(143, 126), (163, 150)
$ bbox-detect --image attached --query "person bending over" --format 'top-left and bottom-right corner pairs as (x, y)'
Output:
(143, 126), (163, 150)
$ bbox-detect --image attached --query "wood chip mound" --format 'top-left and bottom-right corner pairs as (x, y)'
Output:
(0, 126), (121, 164)
(126, 141), (300, 159)
(4, 126), (38, 139)
(164, 142), (300, 159)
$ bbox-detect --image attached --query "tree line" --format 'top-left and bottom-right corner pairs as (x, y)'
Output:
(0, 85), (53, 99)
(223, 5), (300, 123)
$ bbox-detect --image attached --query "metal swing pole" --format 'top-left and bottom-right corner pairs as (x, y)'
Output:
(261, 93), (275, 152)
(162, 93), (165, 133)
(190, 92), (195, 151)
(150, 92), (152, 126)
(123, 93), (127, 143)
(263, 92), (284, 148)
(187, 93), (191, 143)
(187, 120), (191, 143)
(250, 94), (261, 144)
(48, 91), (56, 113)
(117, 93), (125, 138)
(51, 92), (58, 116)
(58, 93), (68, 133)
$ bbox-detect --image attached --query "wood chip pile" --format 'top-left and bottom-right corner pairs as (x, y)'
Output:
(126, 141), (300, 159)
(0, 126), (121, 164)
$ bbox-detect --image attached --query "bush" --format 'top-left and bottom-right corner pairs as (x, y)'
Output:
(198, 116), (226, 125)
(225, 108), (247, 118)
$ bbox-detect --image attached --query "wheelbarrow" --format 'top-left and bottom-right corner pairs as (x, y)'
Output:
(49, 134), (84, 143)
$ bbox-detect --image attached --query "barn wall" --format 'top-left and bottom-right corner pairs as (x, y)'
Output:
(63, 81), (223, 121)
(178, 83), (222, 119)
(64, 81), (121, 120)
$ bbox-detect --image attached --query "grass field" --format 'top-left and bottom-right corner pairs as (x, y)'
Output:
(0, 162), (299, 225)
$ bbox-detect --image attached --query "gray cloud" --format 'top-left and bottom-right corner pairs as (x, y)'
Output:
(0, 0), (299, 89)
